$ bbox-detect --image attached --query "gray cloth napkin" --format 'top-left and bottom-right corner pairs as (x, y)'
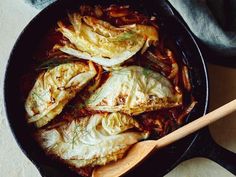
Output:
(24, 0), (56, 9)
(168, 0), (236, 56)
(25, 0), (236, 56)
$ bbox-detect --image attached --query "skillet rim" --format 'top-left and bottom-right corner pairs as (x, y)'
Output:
(3, 0), (209, 176)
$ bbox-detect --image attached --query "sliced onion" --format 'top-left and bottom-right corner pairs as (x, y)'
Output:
(182, 65), (192, 91)
(177, 101), (197, 125)
(88, 64), (103, 93)
(145, 51), (171, 73)
(108, 9), (129, 17)
(94, 5), (103, 17)
(166, 49), (179, 79)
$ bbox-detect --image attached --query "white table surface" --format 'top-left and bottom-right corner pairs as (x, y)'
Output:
(0, 0), (235, 176)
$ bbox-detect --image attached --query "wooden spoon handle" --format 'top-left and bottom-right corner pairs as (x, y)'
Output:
(155, 99), (236, 149)
(93, 99), (236, 177)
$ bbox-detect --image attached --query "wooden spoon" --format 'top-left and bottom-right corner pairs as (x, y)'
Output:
(92, 99), (236, 177)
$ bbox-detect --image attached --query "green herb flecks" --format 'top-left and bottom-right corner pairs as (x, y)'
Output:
(113, 31), (137, 42)
(67, 102), (86, 110)
(142, 63), (152, 78)
(71, 123), (80, 149)
(31, 91), (48, 105)
(36, 58), (80, 71)
(85, 92), (100, 105)
(71, 122), (93, 149)
(78, 103), (86, 109)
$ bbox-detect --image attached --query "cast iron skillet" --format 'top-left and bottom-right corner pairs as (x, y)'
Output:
(3, 0), (236, 176)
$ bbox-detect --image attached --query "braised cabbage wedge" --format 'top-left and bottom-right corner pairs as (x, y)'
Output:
(57, 13), (158, 67)
(86, 66), (182, 115)
(35, 113), (149, 168)
(25, 61), (97, 128)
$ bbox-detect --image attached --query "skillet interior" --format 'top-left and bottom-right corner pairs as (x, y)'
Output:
(4, 0), (208, 176)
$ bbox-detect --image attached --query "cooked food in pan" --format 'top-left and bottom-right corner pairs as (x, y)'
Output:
(25, 61), (97, 128)
(21, 4), (196, 177)
(36, 112), (148, 168)
(57, 13), (158, 67)
(86, 66), (182, 115)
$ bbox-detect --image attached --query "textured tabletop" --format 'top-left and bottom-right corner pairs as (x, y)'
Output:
(0, 0), (235, 176)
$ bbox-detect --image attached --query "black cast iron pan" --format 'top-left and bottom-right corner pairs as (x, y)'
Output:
(3, 0), (236, 176)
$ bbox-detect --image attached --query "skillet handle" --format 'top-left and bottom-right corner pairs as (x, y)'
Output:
(183, 128), (236, 175)
(162, 1), (236, 174)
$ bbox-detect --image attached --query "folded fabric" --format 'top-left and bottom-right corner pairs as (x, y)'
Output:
(24, 0), (236, 56)
(168, 0), (236, 56)
(24, 0), (56, 9)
